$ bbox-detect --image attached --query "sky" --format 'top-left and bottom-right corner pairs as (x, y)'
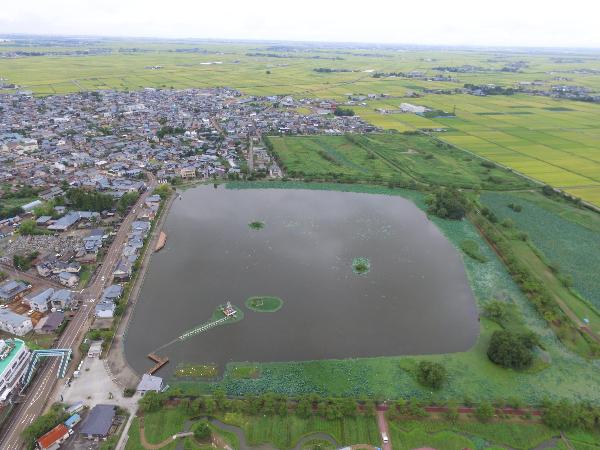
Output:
(1, 0), (599, 48)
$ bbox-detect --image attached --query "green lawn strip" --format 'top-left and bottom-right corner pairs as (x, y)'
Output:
(220, 413), (379, 449)
(78, 263), (96, 288)
(142, 407), (189, 445)
(564, 429), (600, 448)
(125, 417), (177, 450)
(390, 420), (556, 450)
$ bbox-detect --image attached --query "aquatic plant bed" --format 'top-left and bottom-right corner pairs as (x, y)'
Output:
(245, 296), (283, 313)
(248, 221), (265, 230)
(352, 257), (371, 275)
(229, 364), (261, 379)
(174, 363), (218, 378)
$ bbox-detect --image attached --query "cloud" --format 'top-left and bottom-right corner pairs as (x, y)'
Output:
(1, 0), (599, 47)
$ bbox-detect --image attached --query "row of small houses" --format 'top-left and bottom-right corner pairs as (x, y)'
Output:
(111, 195), (159, 283)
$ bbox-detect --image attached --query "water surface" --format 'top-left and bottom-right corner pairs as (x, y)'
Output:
(125, 186), (479, 376)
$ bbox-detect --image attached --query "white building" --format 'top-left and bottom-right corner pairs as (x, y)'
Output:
(400, 102), (428, 114)
(0, 310), (33, 336)
(0, 338), (31, 404)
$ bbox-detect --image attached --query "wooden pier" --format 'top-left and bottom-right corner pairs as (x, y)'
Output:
(147, 353), (169, 374)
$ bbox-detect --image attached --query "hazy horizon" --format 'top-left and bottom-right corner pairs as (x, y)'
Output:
(2, 0), (600, 49)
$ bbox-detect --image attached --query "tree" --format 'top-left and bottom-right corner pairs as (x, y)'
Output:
(333, 107), (355, 117)
(475, 402), (495, 423)
(18, 219), (42, 236)
(445, 400), (459, 423)
(487, 329), (535, 370)
(296, 395), (313, 418)
(139, 391), (163, 413)
(203, 396), (216, 415)
(22, 404), (67, 450)
(426, 188), (469, 220)
(416, 361), (448, 390)
(192, 420), (211, 440)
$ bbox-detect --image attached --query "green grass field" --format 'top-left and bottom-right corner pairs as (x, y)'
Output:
(2, 41), (600, 205)
(269, 133), (532, 189)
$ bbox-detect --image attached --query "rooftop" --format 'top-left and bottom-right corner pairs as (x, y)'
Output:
(0, 338), (25, 376)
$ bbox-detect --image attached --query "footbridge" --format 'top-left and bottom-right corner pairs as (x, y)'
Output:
(20, 348), (72, 392)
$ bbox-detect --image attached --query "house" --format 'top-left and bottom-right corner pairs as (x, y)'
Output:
(0, 310), (33, 336)
(37, 423), (70, 450)
(50, 289), (74, 309)
(87, 340), (103, 358)
(94, 301), (116, 318)
(40, 311), (65, 333)
(39, 186), (65, 201)
(113, 258), (133, 281)
(58, 272), (79, 288)
(101, 285), (122, 302)
(25, 288), (54, 313)
(179, 166), (196, 178)
(136, 373), (166, 395)
(0, 280), (30, 303)
(79, 404), (115, 439)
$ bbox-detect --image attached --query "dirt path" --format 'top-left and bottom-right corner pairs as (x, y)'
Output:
(376, 406), (391, 450)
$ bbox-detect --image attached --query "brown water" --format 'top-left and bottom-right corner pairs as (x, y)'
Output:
(124, 186), (479, 376)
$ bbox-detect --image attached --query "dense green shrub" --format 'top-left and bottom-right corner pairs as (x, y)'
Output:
(416, 361), (448, 390)
(487, 330), (535, 369)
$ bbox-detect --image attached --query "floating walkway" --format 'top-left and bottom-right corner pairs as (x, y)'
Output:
(147, 353), (169, 374)
(151, 302), (243, 353)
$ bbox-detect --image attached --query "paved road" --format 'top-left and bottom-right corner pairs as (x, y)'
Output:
(0, 176), (156, 450)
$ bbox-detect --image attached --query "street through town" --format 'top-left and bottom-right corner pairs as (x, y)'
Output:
(0, 175), (156, 450)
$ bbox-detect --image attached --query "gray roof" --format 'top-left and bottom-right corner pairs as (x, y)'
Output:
(50, 289), (73, 303)
(42, 312), (65, 331)
(101, 285), (122, 301)
(79, 404), (115, 436)
(0, 309), (30, 327)
(137, 374), (164, 392)
(0, 280), (28, 300)
(28, 288), (54, 307)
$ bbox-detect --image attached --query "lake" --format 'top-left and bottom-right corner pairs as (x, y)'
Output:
(124, 186), (479, 376)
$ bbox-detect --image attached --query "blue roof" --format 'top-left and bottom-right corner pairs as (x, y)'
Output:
(64, 413), (81, 428)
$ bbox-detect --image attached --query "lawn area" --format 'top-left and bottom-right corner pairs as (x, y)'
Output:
(219, 412), (380, 449)
(78, 263), (96, 288)
(268, 133), (531, 190)
(388, 420), (558, 450)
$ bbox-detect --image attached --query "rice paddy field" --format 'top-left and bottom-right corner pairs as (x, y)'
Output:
(2, 39), (600, 205)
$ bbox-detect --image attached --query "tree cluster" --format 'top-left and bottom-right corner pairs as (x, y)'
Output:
(426, 188), (469, 220)
(67, 188), (114, 212)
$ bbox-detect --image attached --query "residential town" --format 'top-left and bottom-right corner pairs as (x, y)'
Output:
(0, 86), (377, 449)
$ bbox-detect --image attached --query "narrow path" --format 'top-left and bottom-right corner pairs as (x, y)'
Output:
(376, 406), (392, 450)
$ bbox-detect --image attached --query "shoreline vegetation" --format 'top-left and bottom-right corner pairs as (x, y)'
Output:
(163, 181), (600, 405)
